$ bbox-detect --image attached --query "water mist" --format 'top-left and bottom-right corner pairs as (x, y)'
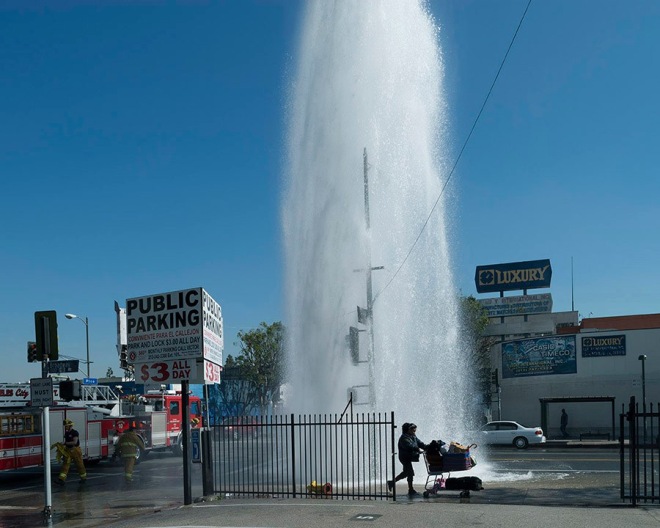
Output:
(282, 0), (475, 443)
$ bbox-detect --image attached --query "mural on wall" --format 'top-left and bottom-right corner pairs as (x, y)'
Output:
(502, 336), (576, 378)
(581, 335), (626, 357)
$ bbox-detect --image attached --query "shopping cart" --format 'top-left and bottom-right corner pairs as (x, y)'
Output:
(422, 441), (480, 498)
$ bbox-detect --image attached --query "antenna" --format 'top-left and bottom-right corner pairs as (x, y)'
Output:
(571, 256), (574, 312)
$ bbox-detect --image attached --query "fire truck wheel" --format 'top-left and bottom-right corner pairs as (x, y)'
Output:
(172, 435), (183, 457)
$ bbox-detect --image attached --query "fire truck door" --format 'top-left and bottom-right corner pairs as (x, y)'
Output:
(151, 412), (168, 448)
(49, 409), (66, 458)
(66, 409), (87, 455)
(86, 421), (101, 459)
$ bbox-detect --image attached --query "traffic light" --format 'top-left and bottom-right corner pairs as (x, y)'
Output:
(491, 368), (499, 387)
(27, 341), (38, 363)
(357, 306), (369, 325)
(119, 345), (128, 369)
(34, 310), (59, 360)
(349, 327), (360, 366)
(59, 380), (82, 401)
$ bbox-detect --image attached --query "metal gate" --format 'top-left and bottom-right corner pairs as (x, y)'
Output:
(210, 412), (395, 500)
(621, 396), (660, 505)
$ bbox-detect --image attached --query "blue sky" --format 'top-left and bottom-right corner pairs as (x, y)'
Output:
(2, 0), (659, 383)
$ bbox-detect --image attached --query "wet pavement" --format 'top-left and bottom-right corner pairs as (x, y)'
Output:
(0, 452), (204, 527)
(1, 440), (656, 528)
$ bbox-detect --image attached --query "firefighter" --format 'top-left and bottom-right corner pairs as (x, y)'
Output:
(117, 425), (145, 482)
(56, 419), (87, 485)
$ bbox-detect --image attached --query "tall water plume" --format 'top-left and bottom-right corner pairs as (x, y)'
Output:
(283, 0), (475, 441)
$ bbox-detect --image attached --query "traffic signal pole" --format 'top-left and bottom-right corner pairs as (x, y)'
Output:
(39, 315), (53, 523)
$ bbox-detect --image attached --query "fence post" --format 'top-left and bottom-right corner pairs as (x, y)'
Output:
(629, 396), (637, 507)
(202, 429), (214, 496)
(391, 411), (396, 502)
(619, 404), (625, 500)
(290, 413), (296, 498)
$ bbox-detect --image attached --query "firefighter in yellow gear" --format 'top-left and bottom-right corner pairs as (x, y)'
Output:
(56, 419), (87, 485)
(117, 425), (145, 482)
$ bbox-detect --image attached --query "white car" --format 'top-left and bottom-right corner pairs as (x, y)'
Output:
(478, 421), (546, 449)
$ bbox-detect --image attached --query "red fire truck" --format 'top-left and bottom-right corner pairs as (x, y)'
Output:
(0, 382), (202, 471)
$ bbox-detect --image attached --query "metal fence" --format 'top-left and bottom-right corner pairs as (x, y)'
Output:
(620, 396), (660, 505)
(209, 412), (395, 500)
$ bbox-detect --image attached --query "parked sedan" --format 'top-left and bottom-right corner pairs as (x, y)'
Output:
(477, 421), (546, 449)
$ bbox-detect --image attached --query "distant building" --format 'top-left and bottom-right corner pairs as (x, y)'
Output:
(486, 312), (659, 438)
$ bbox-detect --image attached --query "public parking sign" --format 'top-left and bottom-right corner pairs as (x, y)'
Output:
(30, 378), (54, 407)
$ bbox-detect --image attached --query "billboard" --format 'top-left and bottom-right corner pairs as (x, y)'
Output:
(478, 293), (553, 318)
(581, 335), (626, 357)
(475, 259), (552, 293)
(126, 287), (223, 367)
(502, 335), (576, 378)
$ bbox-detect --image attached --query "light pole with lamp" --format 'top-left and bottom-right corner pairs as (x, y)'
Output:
(65, 313), (90, 378)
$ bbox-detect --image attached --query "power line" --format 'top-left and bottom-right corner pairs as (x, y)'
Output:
(374, 0), (533, 303)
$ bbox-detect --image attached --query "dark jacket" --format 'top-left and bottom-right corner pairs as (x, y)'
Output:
(398, 433), (427, 464)
(64, 428), (80, 448)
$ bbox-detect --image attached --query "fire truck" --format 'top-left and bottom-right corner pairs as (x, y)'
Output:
(0, 382), (202, 471)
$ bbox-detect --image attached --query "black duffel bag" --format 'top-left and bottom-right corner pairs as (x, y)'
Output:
(444, 476), (484, 491)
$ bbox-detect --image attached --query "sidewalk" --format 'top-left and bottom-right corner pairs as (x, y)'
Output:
(102, 494), (660, 528)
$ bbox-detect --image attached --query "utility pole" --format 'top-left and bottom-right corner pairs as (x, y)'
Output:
(363, 148), (376, 409)
(350, 149), (384, 409)
(362, 148), (385, 409)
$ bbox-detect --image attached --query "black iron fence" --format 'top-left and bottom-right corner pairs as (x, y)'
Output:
(620, 396), (660, 505)
(209, 412), (395, 500)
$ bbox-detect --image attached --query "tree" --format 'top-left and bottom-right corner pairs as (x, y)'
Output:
(459, 296), (499, 406)
(234, 322), (285, 415)
(208, 365), (258, 420)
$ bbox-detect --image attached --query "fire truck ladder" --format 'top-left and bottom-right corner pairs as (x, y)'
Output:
(79, 384), (119, 405)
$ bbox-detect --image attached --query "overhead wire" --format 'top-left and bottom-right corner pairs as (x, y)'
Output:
(373, 0), (533, 303)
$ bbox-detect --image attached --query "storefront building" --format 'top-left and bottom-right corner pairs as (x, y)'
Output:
(476, 259), (658, 438)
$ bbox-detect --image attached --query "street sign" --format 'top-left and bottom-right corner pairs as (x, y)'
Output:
(48, 360), (79, 374)
(30, 378), (54, 407)
(83, 378), (98, 385)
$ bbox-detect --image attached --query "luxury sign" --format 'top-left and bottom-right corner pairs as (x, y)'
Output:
(475, 259), (552, 294)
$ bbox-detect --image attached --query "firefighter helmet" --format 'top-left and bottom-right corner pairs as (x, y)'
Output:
(63, 419), (74, 427)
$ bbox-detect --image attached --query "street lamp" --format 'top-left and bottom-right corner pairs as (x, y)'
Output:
(65, 313), (90, 378)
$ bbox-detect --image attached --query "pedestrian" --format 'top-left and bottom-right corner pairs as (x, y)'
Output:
(117, 425), (145, 482)
(560, 409), (569, 438)
(56, 419), (87, 485)
(387, 422), (427, 496)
